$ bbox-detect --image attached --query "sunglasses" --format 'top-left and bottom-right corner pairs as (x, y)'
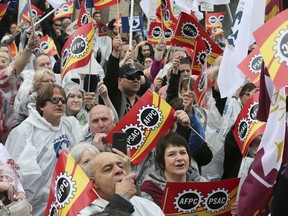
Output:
(122, 74), (141, 81)
(48, 97), (66, 104)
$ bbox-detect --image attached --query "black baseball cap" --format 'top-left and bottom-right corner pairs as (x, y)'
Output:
(119, 64), (144, 77)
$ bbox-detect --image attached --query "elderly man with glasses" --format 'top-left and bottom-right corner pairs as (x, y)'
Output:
(5, 84), (84, 216)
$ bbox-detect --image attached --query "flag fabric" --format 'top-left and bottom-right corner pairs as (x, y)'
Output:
(53, 2), (74, 20)
(192, 37), (207, 75)
(75, 0), (94, 9)
(156, 0), (177, 30)
(205, 12), (225, 29)
(20, 4), (43, 24)
(253, 9), (288, 91)
(44, 150), (98, 216)
(76, 0), (92, 28)
(232, 92), (266, 156)
(217, 0), (266, 98)
(197, 0), (230, 5)
(162, 178), (240, 215)
(121, 15), (144, 33)
(61, 23), (94, 80)
(265, 0), (283, 21)
(193, 59), (207, 107)
(105, 89), (176, 165)
(98, 22), (115, 38)
(46, 0), (67, 9)
(238, 87), (286, 215)
(35, 35), (58, 57)
(174, 0), (203, 21)
(0, 2), (9, 21)
(256, 0), (283, 122)
(237, 46), (262, 86)
(94, 0), (119, 10)
(148, 21), (163, 44)
(173, 12), (223, 65)
(163, 23), (176, 45)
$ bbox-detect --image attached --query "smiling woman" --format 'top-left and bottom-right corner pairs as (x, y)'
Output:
(140, 132), (206, 206)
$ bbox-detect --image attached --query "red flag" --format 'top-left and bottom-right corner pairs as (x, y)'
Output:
(193, 59), (207, 107)
(163, 23), (176, 45)
(94, 0), (119, 10)
(238, 88), (286, 216)
(35, 35), (58, 57)
(237, 46), (262, 87)
(76, 0), (92, 28)
(156, 0), (177, 30)
(106, 89), (176, 165)
(54, 2), (74, 20)
(20, 4), (43, 24)
(45, 150), (98, 216)
(173, 12), (223, 65)
(192, 38), (207, 75)
(162, 178), (240, 215)
(61, 23), (94, 80)
(0, 2), (9, 21)
(98, 22), (115, 38)
(205, 12), (225, 29)
(253, 9), (288, 91)
(148, 21), (163, 44)
(233, 92), (266, 156)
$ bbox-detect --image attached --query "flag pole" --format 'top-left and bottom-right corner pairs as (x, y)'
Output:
(129, 0), (135, 49)
(225, 4), (233, 24)
(26, 0), (36, 38)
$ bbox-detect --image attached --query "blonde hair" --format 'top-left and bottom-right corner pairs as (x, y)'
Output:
(33, 68), (55, 91)
(0, 51), (10, 62)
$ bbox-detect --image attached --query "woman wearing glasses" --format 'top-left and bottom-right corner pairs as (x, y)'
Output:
(5, 84), (84, 216)
(12, 68), (56, 127)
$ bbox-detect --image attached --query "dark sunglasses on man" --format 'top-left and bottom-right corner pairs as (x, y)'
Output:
(121, 74), (141, 81)
(48, 97), (67, 104)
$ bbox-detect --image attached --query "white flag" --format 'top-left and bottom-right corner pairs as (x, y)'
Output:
(217, 0), (265, 98)
(196, 0), (230, 5)
(175, 0), (203, 20)
(46, 0), (67, 9)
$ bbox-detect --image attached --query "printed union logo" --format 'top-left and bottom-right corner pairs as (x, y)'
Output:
(174, 189), (202, 213)
(152, 26), (162, 38)
(70, 35), (88, 57)
(123, 124), (145, 149)
(249, 54), (263, 74)
(40, 42), (49, 51)
(137, 105), (162, 130)
(238, 119), (249, 141)
(182, 22), (199, 39)
(203, 188), (230, 213)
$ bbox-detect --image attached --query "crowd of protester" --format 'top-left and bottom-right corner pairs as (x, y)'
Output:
(1, 1), (287, 215)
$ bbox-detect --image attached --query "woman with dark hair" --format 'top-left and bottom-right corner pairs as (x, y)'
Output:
(140, 132), (205, 207)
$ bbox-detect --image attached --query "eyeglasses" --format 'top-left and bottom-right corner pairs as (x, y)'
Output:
(122, 74), (141, 81)
(41, 79), (56, 84)
(48, 97), (66, 104)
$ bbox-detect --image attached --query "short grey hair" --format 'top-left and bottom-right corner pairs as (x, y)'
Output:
(33, 68), (55, 91)
(70, 142), (100, 164)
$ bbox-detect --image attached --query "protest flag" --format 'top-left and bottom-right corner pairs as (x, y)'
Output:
(232, 92), (266, 156)
(193, 59), (207, 108)
(156, 0), (177, 30)
(45, 150), (98, 216)
(238, 88), (286, 215)
(76, 0), (92, 28)
(237, 47), (262, 87)
(106, 89), (176, 165)
(148, 21), (163, 44)
(20, 4), (43, 24)
(172, 12), (223, 65)
(0, 2), (9, 21)
(217, 0), (266, 98)
(53, 2), (74, 20)
(61, 23), (94, 80)
(94, 0), (120, 10)
(35, 35), (58, 57)
(162, 178), (240, 215)
(265, 0), (283, 21)
(98, 22), (115, 38)
(253, 9), (288, 91)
